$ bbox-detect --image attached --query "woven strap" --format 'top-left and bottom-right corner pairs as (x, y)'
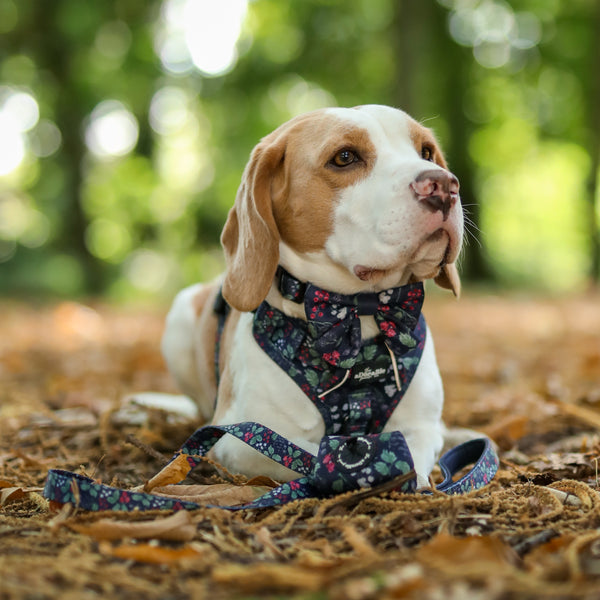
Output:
(436, 437), (498, 494)
(43, 422), (498, 512)
(212, 289), (230, 386)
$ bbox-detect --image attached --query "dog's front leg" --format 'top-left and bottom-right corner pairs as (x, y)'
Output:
(384, 329), (445, 489)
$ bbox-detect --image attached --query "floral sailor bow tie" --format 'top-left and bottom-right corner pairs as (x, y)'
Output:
(277, 267), (425, 368)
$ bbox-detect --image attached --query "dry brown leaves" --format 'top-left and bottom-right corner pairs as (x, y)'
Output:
(1, 293), (600, 600)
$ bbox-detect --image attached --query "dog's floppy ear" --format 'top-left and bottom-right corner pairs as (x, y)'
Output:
(434, 263), (461, 297)
(220, 132), (287, 312)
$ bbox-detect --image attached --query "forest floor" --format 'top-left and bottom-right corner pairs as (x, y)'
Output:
(1, 291), (600, 599)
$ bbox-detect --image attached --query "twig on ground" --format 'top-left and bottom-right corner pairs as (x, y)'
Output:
(512, 529), (559, 557)
(125, 434), (170, 466)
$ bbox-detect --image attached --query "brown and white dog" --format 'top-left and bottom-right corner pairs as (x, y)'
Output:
(161, 105), (463, 488)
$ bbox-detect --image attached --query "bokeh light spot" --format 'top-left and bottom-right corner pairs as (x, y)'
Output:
(157, 0), (248, 77)
(30, 119), (62, 158)
(85, 100), (139, 159)
(125, 249), (172, 291)
(149, 87), (191, 136)
(85, 218), (132, 262)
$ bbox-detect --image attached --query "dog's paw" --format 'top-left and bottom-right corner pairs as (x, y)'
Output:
(416, 473), (431, 491)
(113, 392), (199, 426)
(442, 425), (495, 454)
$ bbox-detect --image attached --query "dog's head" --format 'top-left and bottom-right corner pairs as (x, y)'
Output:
(221, 105), (463, 312)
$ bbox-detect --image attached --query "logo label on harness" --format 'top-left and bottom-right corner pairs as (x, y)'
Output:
(350, 355), (390, 386)
(354, 366), (386, 382)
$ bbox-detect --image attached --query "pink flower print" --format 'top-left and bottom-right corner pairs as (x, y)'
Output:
(380, 321), (397, 338)
(323, 453), (335, 473)
(289, 480), (301, 490)
(299, 348), (310, 365)
(283, 455), (293, 467)
(244, 431), (253, 442)
(323, 350), (340, 363)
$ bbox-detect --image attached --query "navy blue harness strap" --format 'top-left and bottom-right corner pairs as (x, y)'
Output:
(212, 288), (230, 386)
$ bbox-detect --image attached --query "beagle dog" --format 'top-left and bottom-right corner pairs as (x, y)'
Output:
(161, 105), (463, 488)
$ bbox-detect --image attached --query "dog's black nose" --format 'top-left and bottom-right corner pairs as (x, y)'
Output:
(410, 170), (460, 220)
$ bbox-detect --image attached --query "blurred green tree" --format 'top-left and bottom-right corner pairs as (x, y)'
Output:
(0, 0), (598, 299)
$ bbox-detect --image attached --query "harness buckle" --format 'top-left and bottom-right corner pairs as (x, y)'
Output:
(310, 431), (417, 495)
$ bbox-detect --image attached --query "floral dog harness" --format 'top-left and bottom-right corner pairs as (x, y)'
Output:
(43, 269), (499, 512)
(253, 267), (427, 436)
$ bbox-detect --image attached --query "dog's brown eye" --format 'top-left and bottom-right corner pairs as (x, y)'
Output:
(421, 146), (434, 161)
(331, 149), (359, 167)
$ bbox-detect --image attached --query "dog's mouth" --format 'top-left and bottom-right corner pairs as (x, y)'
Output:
(353, 229), (456, 283)
(427, 228), (452, 261)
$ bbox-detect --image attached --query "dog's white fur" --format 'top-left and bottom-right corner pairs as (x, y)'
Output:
(161, 105), (464, 488)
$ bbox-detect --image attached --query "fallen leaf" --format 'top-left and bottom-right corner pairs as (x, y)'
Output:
(48, 500), (68, 513)
(550, 400), (600, 430)
(101, 541), (205, 565)
(528, 453), (593, 479)
(573, 533), (600, 579)
(143, 453), (192, 492)
(245, 475), (279, 488)
(0, 487), (26, 506)
(0, 483), (43, 506)
(523, 535), (574, 580)
(151, 483), (272, 506)
(483, 414), (531, 448)
(69, 510), (196, 542)
(416, 533), (517, 577)
(212, 563), (327, 592)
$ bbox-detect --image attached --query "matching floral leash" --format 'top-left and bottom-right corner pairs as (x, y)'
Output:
(43, 421), (498, 512)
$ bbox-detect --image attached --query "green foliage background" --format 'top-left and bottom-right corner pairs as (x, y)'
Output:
(1, 0), (599, 301)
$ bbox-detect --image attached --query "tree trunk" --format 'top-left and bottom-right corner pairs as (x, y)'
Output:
(33, 2), (107, 294)
(587, 2), (600, 285)
(443, 49), (494, 282)
(393, 2), (495, 283)
(394, 0), (423, 114)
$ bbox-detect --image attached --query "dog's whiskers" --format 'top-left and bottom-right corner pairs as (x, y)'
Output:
(461, 207), (483, 249)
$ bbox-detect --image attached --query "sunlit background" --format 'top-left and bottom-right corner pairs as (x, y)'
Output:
(1, 0), (599, 300)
